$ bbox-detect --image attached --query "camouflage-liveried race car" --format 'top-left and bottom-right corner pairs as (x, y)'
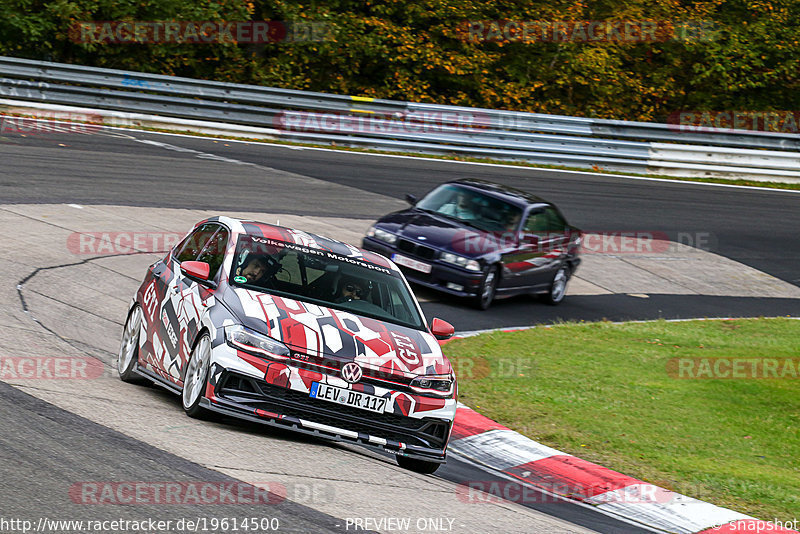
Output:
(117, 217), (457, 474)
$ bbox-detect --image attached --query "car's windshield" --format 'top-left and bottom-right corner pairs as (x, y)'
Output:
(230, 235), (425, 330)
(416, 184), (523, 232)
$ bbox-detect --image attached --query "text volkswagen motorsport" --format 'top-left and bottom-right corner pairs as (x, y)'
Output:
(118, 217), (457, 474)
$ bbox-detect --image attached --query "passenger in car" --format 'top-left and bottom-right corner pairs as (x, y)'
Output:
(336, 276), (368, 303)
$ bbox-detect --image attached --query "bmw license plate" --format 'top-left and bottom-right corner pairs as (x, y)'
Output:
(392, 253), (432, 274)
(309, 382), (388, 414)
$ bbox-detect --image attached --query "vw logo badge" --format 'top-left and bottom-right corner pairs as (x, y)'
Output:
(341, 362), (363, 384)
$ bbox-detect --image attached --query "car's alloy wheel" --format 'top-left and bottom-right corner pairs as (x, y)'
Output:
(474, 266), (498, 310)
(544, 265), (569, 305)
(182, 334), (212, 418)
(396, 455), (441, 475)
(118, 305), (145, 383)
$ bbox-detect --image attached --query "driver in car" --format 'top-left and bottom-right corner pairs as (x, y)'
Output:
(236, 256), (271, 284)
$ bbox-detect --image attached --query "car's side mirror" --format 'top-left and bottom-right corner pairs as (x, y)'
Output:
(405, 193), (418, 206)
(180, 261), (216, 288)
(430, 318), (455, 340)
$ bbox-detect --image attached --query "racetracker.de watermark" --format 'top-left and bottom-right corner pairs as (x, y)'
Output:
(668, 111), (800, 134)
(0, 356), (104, 380)
(69, 21), (332, 44)
(67, 232), (184, 255)
(69, 481), (337, 505)
(667, 358), (800, 379)
(451, 231), (716, 256)
(274, 110), (491, 134)
(456, 480), (686, 504)
(459, 20), (716, 43)
(0, 114), (103, 136)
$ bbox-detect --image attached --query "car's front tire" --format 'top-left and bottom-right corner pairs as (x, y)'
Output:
(473, 265), (498, 310)
(542, 264), (569, 305)
(118, 305), (146, 384)
(396, 455), (441, 475)
(182, 333), (212, 419)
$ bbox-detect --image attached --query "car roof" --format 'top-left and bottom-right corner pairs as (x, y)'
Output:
(447, 178), (549, 209)
(205, 216), (394, 270)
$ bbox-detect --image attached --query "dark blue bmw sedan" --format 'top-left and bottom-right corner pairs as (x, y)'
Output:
(362, 179), (582, 309)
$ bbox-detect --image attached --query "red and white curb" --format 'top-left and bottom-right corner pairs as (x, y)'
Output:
(448, 403), (796, 534)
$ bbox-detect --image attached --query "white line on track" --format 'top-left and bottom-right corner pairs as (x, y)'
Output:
(4, 114), (800, 196)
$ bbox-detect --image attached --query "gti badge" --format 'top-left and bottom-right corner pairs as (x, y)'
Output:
(341, 362), (363, 384)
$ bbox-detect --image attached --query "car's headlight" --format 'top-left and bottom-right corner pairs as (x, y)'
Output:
(367, 226), (398, 245)
(439, 252), (481, 271)
(410, 374), (455, 397)
(225, 325), (290, 361)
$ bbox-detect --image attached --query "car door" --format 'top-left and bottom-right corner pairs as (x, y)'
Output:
(172, 224), (229, 384)
(502, 206), (569, 289)
(523, 206), (570, 287)
(149, 223), (220, 382)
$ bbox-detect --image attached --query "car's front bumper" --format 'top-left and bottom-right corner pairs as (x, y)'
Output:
(204, 347), (456, 463)
(362, 237), (484, 298)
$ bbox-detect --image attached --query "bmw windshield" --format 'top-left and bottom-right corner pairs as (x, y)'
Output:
(416, 184), (523, 232)
(230, 235), (425, 330)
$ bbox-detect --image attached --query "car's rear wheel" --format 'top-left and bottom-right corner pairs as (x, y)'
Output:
(396, 455), (441, 475)
(542, 264), (569, 305)
(474, 265), (498, 310)
(182, 333), (212, 419)
(118, 305), (145, 384)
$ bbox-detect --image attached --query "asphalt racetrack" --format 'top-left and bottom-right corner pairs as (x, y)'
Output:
(1, 123), (798, 533)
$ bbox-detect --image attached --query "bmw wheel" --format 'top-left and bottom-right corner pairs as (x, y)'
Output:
(474, 266), (498, 310)
(118, 305), (145, 383)
(396, 455), (441, 475)
(543, 265), (569, 305)
(182, 333), (212, 419)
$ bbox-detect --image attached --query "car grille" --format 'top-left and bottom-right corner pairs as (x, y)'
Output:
(397, 238), (437, 260)
(217, 372), (450, 450)
(289, 354), (415, 392)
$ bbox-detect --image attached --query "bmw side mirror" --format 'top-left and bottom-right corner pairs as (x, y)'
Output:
(430, 318), (455, 340)
(405, 193), (418, 206)
(180, 261), (217, 289)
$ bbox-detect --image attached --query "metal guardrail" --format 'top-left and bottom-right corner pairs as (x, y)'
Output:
(1, 55), (799, 180)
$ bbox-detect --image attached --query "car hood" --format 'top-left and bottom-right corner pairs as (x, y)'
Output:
(378, 209), (500, 257)
(222, 287), (452, 377)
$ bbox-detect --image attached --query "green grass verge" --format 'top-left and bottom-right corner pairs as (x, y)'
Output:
(443, 318), (800, 521)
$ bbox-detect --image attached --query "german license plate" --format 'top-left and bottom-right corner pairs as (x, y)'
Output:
(392, 253), (432, 273)
(309, 382), (388, 414)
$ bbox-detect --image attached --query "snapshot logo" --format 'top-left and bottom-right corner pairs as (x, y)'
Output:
(668, 111), (800, 134)
(459, 20), (716, 43)
(710, 519), (800, 532)
(667, 358), (800, 379)
(69, 21), (332, 44)
(0, 113), (103, 136)
(274, 110), (491, 135)
(67, 232), (184, 255)
(0, 356), (104, 380)
(456, 481), (683, 504)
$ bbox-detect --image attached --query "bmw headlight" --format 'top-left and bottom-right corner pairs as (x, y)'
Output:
(225, 325), (290, 361)
(410, 374), (455, 397)
(367, 226), (398, 245)
(439, 252), (481, 271)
